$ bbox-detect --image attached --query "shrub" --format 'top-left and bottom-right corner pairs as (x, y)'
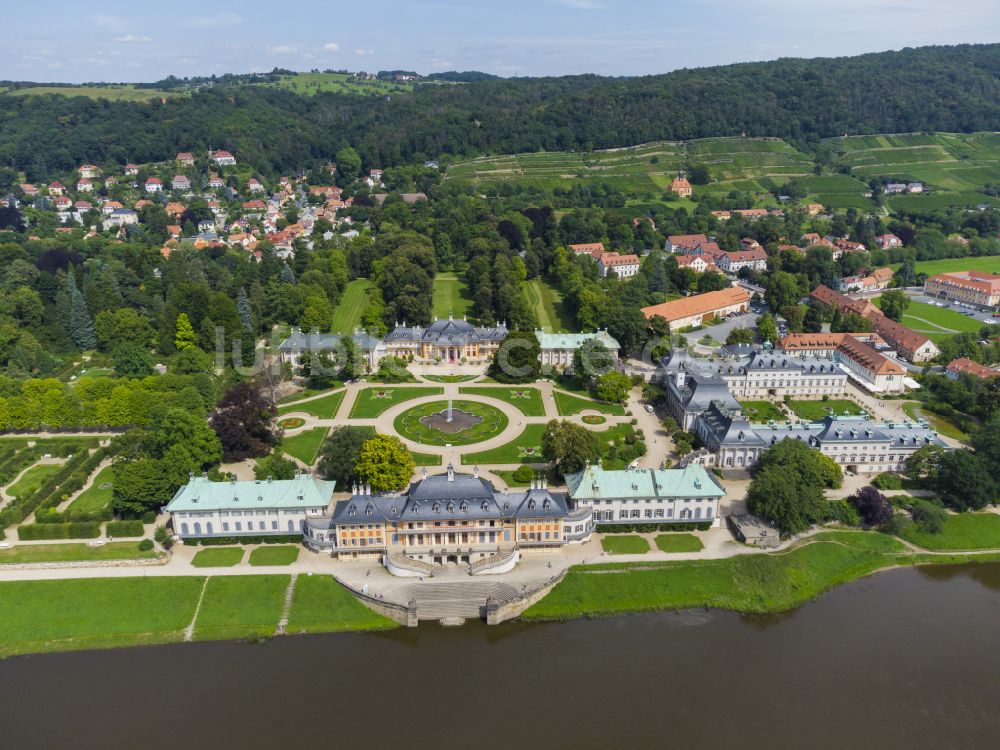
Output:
(872, 473), (903, 490)
(138, 539), (154, 551)
(184, 534), (301, 546)
(141, 510), (157, 524)
(911, 499), (947, 534)
(107, 520), (145, 538)
(824, 499), (861, 526)
(512, 465), (535, 483)
(597, 522), (711, 533)
(17, 522), (101, 540)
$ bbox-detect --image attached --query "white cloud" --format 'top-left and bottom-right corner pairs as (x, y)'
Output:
(553, 0), (606, 8)
(93, 14), (125, 30)
(323, 42), (340, 52)
(355, 48), (375, 56)
(267, 45), (296, 55)
(115, 34), (152, 44)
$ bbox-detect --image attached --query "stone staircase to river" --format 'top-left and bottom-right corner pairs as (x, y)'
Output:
(381, 580), (522, 620)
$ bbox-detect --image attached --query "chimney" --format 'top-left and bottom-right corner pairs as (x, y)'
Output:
(421, 467), (427, 480)
(473, 466), (479, 479)
(447, 463), (454, 482)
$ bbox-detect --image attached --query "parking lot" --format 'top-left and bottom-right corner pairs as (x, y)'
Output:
(906, 290), (998, 326)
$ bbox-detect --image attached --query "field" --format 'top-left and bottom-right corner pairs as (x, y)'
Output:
(65, 464), (115, 513)
(330, 279), (374, 334)
(6, 463), (63, 497)
(257, 71), (414, 97)
(527, 280), (575, 332)
(739, 400), (785, 422)
(875, 297), (982, 343)
(249, 545), (300, 566)
(279, 427), (328, 465)
(600, 535), (650, 554)
(0, 577), (204, 657)
(192, 575), (290, 641)
(286, 575), (397, 634)
(654, 534), (705, 553)
(349, 386), (443, 418)
(459, 386), (546, 416)
(5, 85), (182, 102)
(786, 399), (863, 421)
(902, 402), (971, 442)
(191, 547), (245, 568)
(901, 257), (1000, 277)
(463, 423), (547, 465)
(432, 273), (474, 321)
(523, 531), (912, 620)
(278, 390), (344, 418)
(898, 513), (1000, 551)
(553, 391), (626, 416)
(0, 542), (158, 565)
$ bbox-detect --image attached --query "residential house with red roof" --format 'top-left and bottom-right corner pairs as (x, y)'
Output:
(875, 233), (903, 249)
(172, 175), (191, 191)
(669, 175), (692, 197)
(211, 150), (236, 166)
(924, 271), (1000, 308)
(598, 252), (641, 278)
(145, 177), (163, 194)
(176, 152), (195, 166)
(48, 181), (66, 196)
(718, 246), (768, 274)
(946, 358), (999, 380)
(667, 234), (709, 252)
(675, 255), (719, 274)
(78, 165), (101, 179)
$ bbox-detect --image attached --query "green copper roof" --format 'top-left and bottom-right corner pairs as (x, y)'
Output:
(534, 330), (620, 351)
(166, 474), (336, 513)
(564, 464), (724, 500)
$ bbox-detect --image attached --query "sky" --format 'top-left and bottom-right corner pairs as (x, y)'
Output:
(2, 0), (998, 83)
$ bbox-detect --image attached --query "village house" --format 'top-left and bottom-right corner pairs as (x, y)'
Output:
(176, 152), (195, 166)
(839, 267), (893, 293)
(247, 178), (265, 194)
(48, 181), (66, 196)
(19, 183), (38, 197)
(667, 234), (709, 252)
(876, 233), (903, 248)
(211, 150), (237, 166)
(946, 358), (999, 380)
(76, 178), (93, 193)
(145, 177), (163, 194)
(124, 164), (139, 176)
(172, 175), (191, 191)
(641, 287), (750, 330)
(669, 175), (693, 197)
(78, 164), (101, 179)
(675, 254), (719, 274)
(569, 242), (606, 257)
(597, 252), (641, 278)
(805, 203), (825, 216)
(208, 175), (225, 189)
(718, 246), (768, 274)
(104, 208), (139, 228)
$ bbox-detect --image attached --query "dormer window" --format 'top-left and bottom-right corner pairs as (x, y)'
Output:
(432, 502), (441, 512)
(481, 501), (489, 511)
(365, 504), (373, 516)
(528, 499), (535, 509)
(348, 504), (356, 516)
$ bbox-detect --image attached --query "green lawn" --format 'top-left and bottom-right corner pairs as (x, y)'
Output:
(553, 390), (626, 416)
(899, 513), (1000, 550)
(277, 390), (345, 418)
(393, 400), (509, 446)
(601, 535), (650, 554)
(432, 273), (474, 320)
(654, 534), (705, 553)
(463, 423), (548, 465)
(279, 427), (329, 465)
(411, 451), (443, 466)
(905, 257), (1000, 277)
(7, 85), (184, 102)
(349, 386), (443, 418)
(286, 575), (398, 634)
(192, 575), (289, 641)
(191, 547), (245, 568)
(66, 464), (115, 513)
(523, 531), (909, 620)
(6, 463), (63, 497)
(739, 400), (785, 422)
(421, 374), (478, 382)
(459, 386), (546, 416)
(0, 542), (158, 565)
(902, 401), (972, 442)
(786, 399), (863, 421)
(0, 577), (204, 657)
(875, 297), (983, 342)
(248, 546), (300, 566)
(494, 469), (534, 487)
(330, 279), (374, 334)
(527, 279), (575, 332)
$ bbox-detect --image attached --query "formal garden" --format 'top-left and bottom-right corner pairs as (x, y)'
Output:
(458, 386), (546, 416)
(393, 400), (509, 446)
(349, 386), (443, 418)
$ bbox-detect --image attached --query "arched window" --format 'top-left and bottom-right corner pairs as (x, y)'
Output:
(181, 522), (189, 535)
(193, 522), (202, 535)
(287, 520), (295, 532)
(694, 507), (701, 519)
(206, 522), (214, 535)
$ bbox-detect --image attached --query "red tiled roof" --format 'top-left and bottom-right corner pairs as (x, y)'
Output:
(641, 287), (749, 323)
(947, 358), (999, 379)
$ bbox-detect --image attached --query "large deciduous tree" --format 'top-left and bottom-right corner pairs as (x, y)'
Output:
(354, 434), (414, 492)
(317, 426), (371, 487)
(489, 330), (541, 383)
(209, 380), (280, 462)
(541, 419), (602, 475)
(747, 438), (841, 534)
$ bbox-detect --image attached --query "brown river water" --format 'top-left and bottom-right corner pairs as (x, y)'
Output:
(1, 563), (999, 749)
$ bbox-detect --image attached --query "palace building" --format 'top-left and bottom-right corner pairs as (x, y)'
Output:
(384, 316), (508, 363)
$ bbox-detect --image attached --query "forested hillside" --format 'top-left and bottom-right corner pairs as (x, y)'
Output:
(2, 44), (1000, 179)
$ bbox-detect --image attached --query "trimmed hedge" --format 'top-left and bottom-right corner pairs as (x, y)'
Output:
(17, 521), (101, 540)
(598, 522), (712, 533)
(138, 539), (154, 551)
(183, 534), (302, 546)
(106, 520), (145, 538)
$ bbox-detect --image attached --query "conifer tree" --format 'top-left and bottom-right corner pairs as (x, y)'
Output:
(280, 263), (295, 284)
(175, 313), (197, 351)
(236, 287), (253, 333)
(67, 269), (96, 350)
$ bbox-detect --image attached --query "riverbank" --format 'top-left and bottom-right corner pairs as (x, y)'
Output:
(521, 531), (1000, 621)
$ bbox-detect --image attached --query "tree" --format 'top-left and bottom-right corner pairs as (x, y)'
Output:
(209, 380), (280, 462)
(726, 327), (755, 345)
(765, 271), (801, 312)
(112, 458), (178, 516)
(354, 434), (414, 491)
(254, 451), (297, 481)
(879, 289), (910, 322)
(489, 330), (541, 383)
(905, 444), (945, 482)
(317, 426), (371, 486)
(66, 270), (96, 350)
(688, 164), (711, 184)
(113, 341), (154, 377)
(541, 419), (602, 475)
(236, 287), (253, 333)
(175, 313), (197, 351)
(757, 313), (778, 344)
(747, 438), (840, 534)
(594, 371), (632, 404)
(849, 486), (894, 528)
(933, 449), (995, 511)
(696, 271), (729, 294)
(336, 147), (362, 179)
(572, 339), (613, 378)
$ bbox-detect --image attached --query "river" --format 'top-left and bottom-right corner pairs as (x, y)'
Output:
(2, 563), (999, 749)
